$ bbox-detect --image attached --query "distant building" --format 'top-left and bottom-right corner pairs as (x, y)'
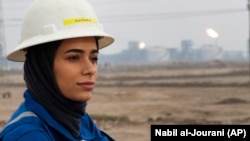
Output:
(99, 40), (247, 64)
(167, 48), (179, 61)
(222, 51), (245, 61)
(180, 40), (193, 60)
(99, 41), (147, 63)
(0, 46), (6, 69)
(145, 46), (169, 62)
(199, 44), (223, 61)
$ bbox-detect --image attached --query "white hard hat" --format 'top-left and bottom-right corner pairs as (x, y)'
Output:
(7, 0), (114, 62)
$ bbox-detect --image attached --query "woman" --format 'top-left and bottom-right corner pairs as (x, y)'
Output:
(0, 0), (115, 140)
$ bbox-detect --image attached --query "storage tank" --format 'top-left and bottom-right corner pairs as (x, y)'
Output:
(199, 44), (223, 61)
(146, 46), (169, 62)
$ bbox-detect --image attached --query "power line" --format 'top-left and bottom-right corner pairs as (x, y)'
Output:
(1, 8), (247, 26)
(99, 8), (246, 22)
(91, 0), (153, 5)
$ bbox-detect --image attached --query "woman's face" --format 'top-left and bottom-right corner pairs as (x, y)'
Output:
(53, 37), (98, 102)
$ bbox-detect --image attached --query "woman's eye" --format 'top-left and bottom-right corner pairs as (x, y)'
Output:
(91, 57), (98, 63)
(68, 55), (80, 61)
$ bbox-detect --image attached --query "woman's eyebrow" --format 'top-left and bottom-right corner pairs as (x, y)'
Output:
(91, 49), (99, 54)
(64, 49), (99, 54)
(65, 49), (84, 54)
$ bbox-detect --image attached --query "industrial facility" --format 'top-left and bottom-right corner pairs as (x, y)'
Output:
(99, 40), (247, 64)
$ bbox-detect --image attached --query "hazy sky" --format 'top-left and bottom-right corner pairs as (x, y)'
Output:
(1, 0), (249, 56)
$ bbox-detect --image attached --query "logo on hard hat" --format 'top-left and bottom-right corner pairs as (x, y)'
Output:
(64, 17), (97, 25)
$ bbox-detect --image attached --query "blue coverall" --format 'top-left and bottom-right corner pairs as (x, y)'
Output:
(0, 90), (114, 141)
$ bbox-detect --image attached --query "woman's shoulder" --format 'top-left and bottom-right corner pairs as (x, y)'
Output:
(80, 113), (115, 141)
(0, 114), (53, 141)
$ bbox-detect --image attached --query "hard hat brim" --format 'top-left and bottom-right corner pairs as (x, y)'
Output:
(7, 28), (114, 62)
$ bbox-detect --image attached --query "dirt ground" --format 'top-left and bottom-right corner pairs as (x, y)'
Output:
(90, 86), (250, 141)
(0, 62), (250, 141)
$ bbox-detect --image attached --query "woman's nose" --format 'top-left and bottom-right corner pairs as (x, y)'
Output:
(81, 58), (96, 76)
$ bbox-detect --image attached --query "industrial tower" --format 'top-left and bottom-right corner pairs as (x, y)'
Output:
(0, 0), (4, 51)
(0, 0), (6, 68)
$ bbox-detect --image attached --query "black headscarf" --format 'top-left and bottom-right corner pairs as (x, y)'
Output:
(23, 41), (87, 138)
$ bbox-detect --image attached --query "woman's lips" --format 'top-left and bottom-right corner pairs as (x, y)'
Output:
(77, 82), (95, 90)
